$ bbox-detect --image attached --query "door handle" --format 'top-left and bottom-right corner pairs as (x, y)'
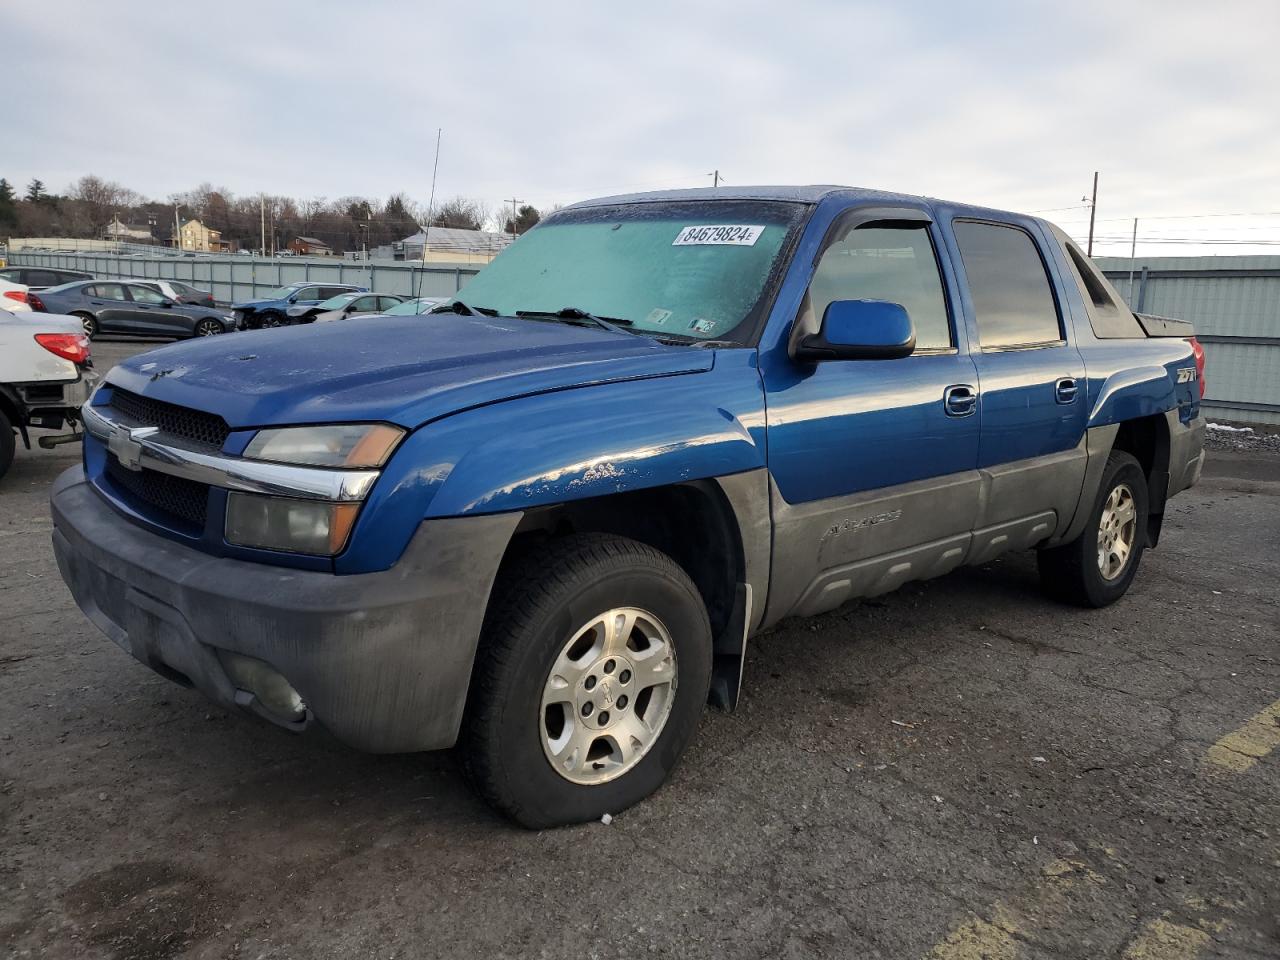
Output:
(944, 384), (978, 418)
(1055, 377), (1079, 404)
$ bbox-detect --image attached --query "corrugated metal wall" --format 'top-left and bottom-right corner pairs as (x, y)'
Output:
(1098, 256), (1280, 426)
(8, 250), (482, 305)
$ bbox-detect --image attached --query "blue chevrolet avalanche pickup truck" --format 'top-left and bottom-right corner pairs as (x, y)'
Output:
(51, 186), (1206, 827)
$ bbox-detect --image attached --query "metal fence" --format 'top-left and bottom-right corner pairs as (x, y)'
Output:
(8, 249), (483, 306)
(1099, 256), (1280, 427)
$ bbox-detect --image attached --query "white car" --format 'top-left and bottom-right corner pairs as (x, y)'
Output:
(0, 277), (32, 312)
(0, 307), (98, 479)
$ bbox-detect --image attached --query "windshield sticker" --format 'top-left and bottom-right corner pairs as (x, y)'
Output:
(672, 225), (765, 246)
(645, 307), (673, 326)
(690, 318), (717, 334)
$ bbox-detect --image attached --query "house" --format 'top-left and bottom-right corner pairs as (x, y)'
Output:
(102, 217), (154, 242)
(175, 218), (230, 253)
(378, 226), (514, 265)
(288, 236), (333, 257)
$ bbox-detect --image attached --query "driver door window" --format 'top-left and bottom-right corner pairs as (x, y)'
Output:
(808, 224), (953, 352)
(127, 284), (167, 305)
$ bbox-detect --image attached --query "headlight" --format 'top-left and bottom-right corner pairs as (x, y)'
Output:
(243, 423), (404, 468)
(225, 493), (360, 556)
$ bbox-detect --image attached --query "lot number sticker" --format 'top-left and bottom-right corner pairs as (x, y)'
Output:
(672, 225), (765, 246)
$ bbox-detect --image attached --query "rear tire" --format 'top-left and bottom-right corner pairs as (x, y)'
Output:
(1038, 450), (1149, 608)
(462, 534), (712, 828)
(76, 313), (97, 339)
(0, 408), (15, 480)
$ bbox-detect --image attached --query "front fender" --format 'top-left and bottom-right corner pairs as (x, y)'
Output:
(336, 349), (768, 574)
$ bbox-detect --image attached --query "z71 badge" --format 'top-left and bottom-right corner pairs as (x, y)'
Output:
(1176, 367), (1197, 384)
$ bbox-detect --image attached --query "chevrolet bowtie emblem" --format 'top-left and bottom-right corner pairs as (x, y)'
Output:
(107, 425), (159, 471)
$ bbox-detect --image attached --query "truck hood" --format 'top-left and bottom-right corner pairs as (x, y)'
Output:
(104, 314), (716, 430)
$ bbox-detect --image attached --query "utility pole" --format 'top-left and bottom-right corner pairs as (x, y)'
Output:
(1085, 171), (1098, 256)
(708, 169), (721, 188)
(506, 197), (524, 236)
(174, 206), (181, 250)
(259, 196), (266, 257)
(1127, 217), (1139, 305)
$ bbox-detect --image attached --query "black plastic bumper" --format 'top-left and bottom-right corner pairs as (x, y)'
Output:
(50, 465), (521, 753)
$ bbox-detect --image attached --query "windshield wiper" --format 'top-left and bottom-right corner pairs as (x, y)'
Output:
(515, 307), (633, 335)
(429, 300), (497, 317)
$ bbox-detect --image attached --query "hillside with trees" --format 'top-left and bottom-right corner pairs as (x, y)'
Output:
(1, 174), (539, 254)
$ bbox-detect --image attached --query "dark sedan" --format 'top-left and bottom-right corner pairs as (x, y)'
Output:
(29, 281), (236, 339)
(0, 266), (93, 289)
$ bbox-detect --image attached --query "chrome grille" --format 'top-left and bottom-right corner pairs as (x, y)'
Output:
(109, 388), (230, 450)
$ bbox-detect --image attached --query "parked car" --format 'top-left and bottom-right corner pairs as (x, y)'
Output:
(0, 266), (93, 290)
(51, 186), (1206, 828)
(296, 292), (407, 324)
(30, 281), (236, 339)
(128, 279), (217, 308)
(0, 307), (97, 480)
(0, 277), (31, 312)
(380, 296), (448, 316)
(232, 282), (367, 329)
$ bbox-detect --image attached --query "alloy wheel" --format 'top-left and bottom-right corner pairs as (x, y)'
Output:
(540, 607), (677, 785)
(1097, 483), (1137, 580)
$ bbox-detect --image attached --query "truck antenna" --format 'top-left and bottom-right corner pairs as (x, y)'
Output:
(415, 128), (443, 305)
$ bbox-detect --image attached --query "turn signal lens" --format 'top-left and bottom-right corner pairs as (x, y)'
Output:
(243, 423), (404, 468)
(225, 493), (360, 556)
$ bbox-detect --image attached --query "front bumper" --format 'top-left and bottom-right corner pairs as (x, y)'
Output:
(51, 465), (521, 752)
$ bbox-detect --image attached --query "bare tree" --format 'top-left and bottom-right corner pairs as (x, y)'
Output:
(430, 196), (486, 230)
(70, 175), (135, 239)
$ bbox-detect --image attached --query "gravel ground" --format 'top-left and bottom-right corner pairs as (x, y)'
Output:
(2, 338), (1278, 960)
(1205, 422), (1280, 455)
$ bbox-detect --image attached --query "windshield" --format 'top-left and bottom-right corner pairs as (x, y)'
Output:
(455, 200), (809, 342)
(262, 284), (305, 300)
(317, 293), (361, 309)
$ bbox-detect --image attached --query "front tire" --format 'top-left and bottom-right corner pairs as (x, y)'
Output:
(462, 534), (712, 828)
(194, 318), (223, 337)
(260, 311), (284, 328)
(1038, 450), (1149, 608)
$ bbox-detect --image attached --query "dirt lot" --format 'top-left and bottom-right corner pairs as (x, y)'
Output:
(2, 339), (1278, 960)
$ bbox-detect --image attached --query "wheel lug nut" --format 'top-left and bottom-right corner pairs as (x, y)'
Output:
(619, 669), (631, 684)
(581, 702), (593, 716)
(584, 676), (596, 690)
(617, 694), (628, 709)
(598, 711), (610, 726)
(603, 659), (616, 674)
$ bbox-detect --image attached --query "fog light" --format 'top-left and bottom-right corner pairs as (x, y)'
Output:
(218, 651), (306, 722)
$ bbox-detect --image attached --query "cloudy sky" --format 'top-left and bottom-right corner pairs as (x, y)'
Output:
(9, 0), (1280, 255)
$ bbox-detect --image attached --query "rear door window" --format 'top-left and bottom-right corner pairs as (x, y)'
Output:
(87, 283), (125, 301)
(954, 220), (1062, 348)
